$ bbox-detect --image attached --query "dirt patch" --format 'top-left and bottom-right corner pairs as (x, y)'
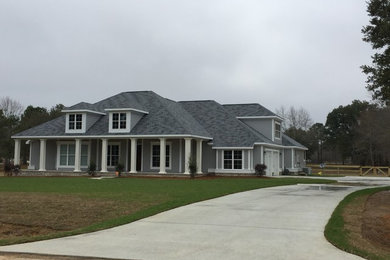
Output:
(362, 191), (390, 250)
(342, 191), (390, 259)
(0, 192), (147, 241)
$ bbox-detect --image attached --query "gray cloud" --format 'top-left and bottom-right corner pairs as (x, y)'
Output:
(0, 0), (373, 123)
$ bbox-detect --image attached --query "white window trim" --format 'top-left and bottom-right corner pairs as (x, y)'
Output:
(107, 142), (121, 168)
(274, 121), (281, 140)
(109, 112), (131, 133)
(222, 150), (243, 170)
(56, 141), (90, 169)
(65, 113), (86, 134)
(150, 141), (172, 170)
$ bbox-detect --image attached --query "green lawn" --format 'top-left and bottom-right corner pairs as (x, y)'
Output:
(0, 176), (334, 245)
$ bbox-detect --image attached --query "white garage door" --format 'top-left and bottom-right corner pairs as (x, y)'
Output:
(264, 150), (280, 176)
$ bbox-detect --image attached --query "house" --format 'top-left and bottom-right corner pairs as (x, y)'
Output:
(12, 91), (307, 176)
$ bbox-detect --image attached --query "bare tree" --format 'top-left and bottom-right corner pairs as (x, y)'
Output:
(0, 97), (24, 118)
(275, 105), (313, 131)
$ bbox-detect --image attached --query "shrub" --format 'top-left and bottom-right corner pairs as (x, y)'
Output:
(282, 168), (290, 175)
(255, 164), (267, 177)
(115, 163), (124, 177)
(4, 161), (13, 176)
(188, 156), (197, 179)
(88, 162), (97, 177)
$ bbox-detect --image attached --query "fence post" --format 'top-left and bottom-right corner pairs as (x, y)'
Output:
(360, 167), (362, 176)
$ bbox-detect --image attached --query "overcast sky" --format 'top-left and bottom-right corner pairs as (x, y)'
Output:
(0, 0), (373, 123)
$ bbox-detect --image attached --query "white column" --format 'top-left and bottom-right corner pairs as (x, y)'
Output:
(130, 138), (137, 173)
(74, 139), (81, 172)
(39, 139), (46, 171)
(184, 138), (192, 174)
(260, 146), (264, 164)
(14, 139), (21, 165)
(291, 148), (295, 168)
(159, 138), (166, 174)
(101, 138), (108, 172)
(196, 140), (202, 174)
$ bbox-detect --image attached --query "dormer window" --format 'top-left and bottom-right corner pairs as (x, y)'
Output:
(108, 111), (131, 133)
(275, 121), (281, 139)
(69, 114), (82, 130)
(112, 113), (127, 129)
(65, 113), (86, 133)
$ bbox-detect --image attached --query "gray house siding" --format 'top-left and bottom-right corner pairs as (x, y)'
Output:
(130, 112), (144, 130)
(202, 142), (215, 173)
(240, 118), (273, 140)
(29, 141), (40, 170)
(284, 149), (292, 168)
(253, 145), (263, 166)
(46, 140), (57, 170)
(142, 139), (181, 173)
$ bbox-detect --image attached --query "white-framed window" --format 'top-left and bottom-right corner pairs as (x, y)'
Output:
(150, 142), (171, 169)
(65, 113), (86, 133)
(107, 143), (120, 167)
(112, 112), (127, 129)
(223, 150), (243, 169)
(275, 121), (281, 139)
(108, 112), (131, 133)
(57, 142), (90, 168)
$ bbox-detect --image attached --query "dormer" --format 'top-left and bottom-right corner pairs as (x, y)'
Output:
(62, 109), (105, 134)
(105, 108), (148, 133)
(237, 116), (284, 144)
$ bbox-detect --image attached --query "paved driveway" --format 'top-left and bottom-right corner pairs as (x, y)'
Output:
(0, 182), (371, 260)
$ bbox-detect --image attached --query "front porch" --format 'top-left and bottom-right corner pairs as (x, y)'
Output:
(13, 137), (207, 175)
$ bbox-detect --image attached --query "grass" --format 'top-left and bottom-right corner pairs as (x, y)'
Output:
(325, 186), (390, 260)
(0, 176), (335, 246)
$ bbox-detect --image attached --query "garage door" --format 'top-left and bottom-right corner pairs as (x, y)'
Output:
(264, 150), (280, 176)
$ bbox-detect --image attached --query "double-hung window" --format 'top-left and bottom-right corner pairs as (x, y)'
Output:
(112, 113), (127, 130)
(275, 121), (281, 139)
(223, 150), (243, 169)
(151, 143), (171, 168)
(69, 114), (83, 130)
(59, 143), (89, 167)
(107, 144), (120, 167)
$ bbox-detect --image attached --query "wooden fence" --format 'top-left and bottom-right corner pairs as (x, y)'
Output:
(307, 164), (390, 176)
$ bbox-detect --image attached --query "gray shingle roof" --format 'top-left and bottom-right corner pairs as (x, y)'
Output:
(223, 103), (278, 117)
(282, 134), (307, 149)
(13, 91), (306, 150)
(179, 100), (271, 147)
(14, 91), (210, 138)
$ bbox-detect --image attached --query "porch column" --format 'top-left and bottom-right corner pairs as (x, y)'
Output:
(101, 138), (108, 172)
(39, 139), (46, 171)
(291, 148), (295, 168)
(14, 139), (21, 165)
(74, 139), (81, 172)
(130, 138), (137, 173)
(159, 138), (166, 174)
(260, 146), (264, 164)
(184, 138), (192, 174)
(196, 140), (202, 174)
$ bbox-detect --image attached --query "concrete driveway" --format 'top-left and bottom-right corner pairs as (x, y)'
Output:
(0, 181), (374, 260)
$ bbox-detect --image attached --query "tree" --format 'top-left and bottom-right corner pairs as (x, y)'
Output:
(0, 97), (24, 118)
(18, 106), (50, 133)
(275, 106), (313, 131)
(361, 0), (390, 104)
(354, 107), (390, 165)
(325, 100), (373, 163)
(0, 110), (19, 160)
(49, 104), (65, 119)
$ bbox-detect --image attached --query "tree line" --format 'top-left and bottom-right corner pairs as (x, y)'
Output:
(0, 97), (64, 163)
(278, 102), (390, 166)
